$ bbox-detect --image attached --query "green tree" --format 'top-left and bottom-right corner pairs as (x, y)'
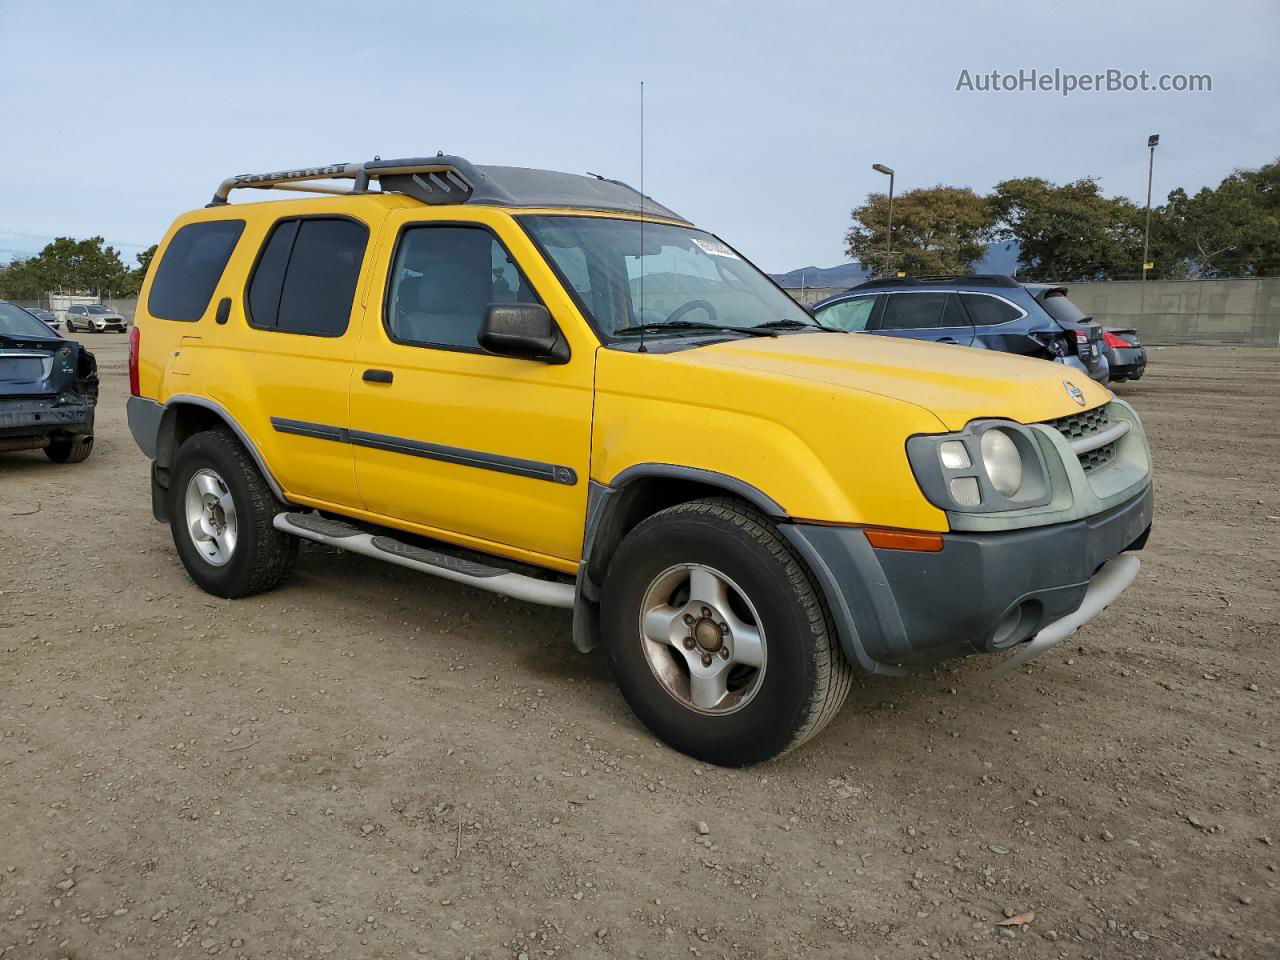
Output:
(1159, 159), (1280, 277)
(846, 185), (994, 276)
(113, 244), (158, 298)
(0, 236), (134, 300)
(988, 177), (1146, 280)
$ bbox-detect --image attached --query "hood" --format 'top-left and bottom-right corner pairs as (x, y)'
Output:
(686, 332), (1112, 430)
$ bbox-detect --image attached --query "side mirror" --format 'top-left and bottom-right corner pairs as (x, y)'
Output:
(479, 303), (569, 364)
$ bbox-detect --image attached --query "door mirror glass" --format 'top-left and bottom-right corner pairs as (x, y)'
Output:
(479, 303), (568, 363)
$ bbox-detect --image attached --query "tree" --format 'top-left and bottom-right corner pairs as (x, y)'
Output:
(1159, 160), (1280, 277)
(113, 245), (158, 298)
(988, 177), (1147, 280)
(0, 236), (133, 300)
(846, 185), (994, 276)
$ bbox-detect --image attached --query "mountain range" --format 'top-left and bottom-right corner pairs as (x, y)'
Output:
(771, 241), (1022, 289)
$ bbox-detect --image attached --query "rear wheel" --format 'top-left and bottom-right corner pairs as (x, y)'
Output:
(65, 319), (75, 333)
(601, 498), (853, 766)
(45, 435), (93, 463)
(168, 428), (297, 598)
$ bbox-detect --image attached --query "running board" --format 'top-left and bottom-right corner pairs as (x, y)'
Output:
(273, 512), (574, 609)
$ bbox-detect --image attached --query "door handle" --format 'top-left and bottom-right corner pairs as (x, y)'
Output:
(937, 337), (957, 344)
(363, 369), (394, 384)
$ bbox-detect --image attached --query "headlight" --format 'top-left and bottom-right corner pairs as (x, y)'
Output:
(980, 428), (1023, 496)
(906, 421), (1051, 514)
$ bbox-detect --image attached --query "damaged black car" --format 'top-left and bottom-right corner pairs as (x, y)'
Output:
(0, 300), (98, 463)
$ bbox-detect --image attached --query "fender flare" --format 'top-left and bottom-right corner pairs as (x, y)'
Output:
(155, 395), (288, 502)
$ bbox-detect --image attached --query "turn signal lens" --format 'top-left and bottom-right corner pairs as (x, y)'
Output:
(939, 440), (971, 469)
(864, 529), (944, 552)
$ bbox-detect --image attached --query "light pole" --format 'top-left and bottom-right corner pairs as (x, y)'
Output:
(1142, 134), (1159, 281)
(872, 163), (895, 276)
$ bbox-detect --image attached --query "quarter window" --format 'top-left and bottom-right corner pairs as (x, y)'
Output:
(817, 296), (877, 332)
(147, 220), (245, 322)
(386, 226), (541, 350)
(247, 218), (367, 337)
(960, 293), (1021, 326)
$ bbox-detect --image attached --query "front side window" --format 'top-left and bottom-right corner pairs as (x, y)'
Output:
(520, 215), (812, 339)
(247, 218), (367, 337)
(817, 295), (877, 332)
(385, 226), (540, 350)
(148, 220), (245, 322)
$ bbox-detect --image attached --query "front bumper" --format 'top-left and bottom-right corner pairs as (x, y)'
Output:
(0, 395), (95, 440)
(782, 483), (1153, 673)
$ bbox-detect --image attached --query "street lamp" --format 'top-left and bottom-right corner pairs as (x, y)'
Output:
(872, 163), (895, 276)
(1142, 134), (1159, 281)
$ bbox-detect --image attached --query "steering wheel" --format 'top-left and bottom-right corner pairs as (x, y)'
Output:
(662, 299), (718, 326)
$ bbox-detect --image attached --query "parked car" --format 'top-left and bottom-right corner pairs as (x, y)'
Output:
(26, 307), (60, 331)
(65, 303), (127, 333)
(1100, 328), (1147, 382)
(0, 300), (97, 462)
(813, 276), (1110, 383)
(126, 155), (1153, 765)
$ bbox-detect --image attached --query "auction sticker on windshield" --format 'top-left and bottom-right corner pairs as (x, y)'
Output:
(691, 237), (740, 259)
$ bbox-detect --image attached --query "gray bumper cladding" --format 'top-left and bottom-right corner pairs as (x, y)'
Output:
(988, 553), (1140, 677)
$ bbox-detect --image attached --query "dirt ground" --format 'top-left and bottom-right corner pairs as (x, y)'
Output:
(1, 338), (1277, 960)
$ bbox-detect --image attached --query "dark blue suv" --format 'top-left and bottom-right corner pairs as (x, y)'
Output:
(812, 275), (1109, 382)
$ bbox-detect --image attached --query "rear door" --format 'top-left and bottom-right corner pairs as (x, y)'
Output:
(869, 292), (974, 346)
(205, 210), (378, 510)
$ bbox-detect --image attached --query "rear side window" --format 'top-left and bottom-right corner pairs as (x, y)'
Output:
(147, 220), (245, 322)
(878, 292), (966, 330)
(1039, 291), (1090, 325)
(960, 293), (1022, 326)
(247, 217), (368, 337)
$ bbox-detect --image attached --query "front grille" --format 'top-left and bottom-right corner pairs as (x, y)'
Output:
(1048, 403), (1117, 472)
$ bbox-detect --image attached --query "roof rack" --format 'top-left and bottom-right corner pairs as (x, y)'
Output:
(207, 154), (688, 222)
(851, 274), (1020, 290)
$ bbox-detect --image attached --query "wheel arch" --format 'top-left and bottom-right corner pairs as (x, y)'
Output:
(571, 465), (786, 653)
(153, 397), (287, 520)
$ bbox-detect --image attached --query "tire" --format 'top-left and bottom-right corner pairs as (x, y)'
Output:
(600, 497), (853, 766)
(65, 319), (75, 333)
(168, 427), (297, 598)
(45, 435), (94, 463)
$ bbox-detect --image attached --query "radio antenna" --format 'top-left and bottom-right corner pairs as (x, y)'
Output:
(638, 80), (648, 353)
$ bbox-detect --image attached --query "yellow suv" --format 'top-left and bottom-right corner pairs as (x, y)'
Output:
(126, 156), (1153, 765)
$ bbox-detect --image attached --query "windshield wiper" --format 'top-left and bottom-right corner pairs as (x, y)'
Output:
(755, 318), (848, 334)
(615, 321), (778, 338)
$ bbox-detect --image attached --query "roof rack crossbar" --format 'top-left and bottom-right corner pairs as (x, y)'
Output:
(205, 154), (689, 222)
(208, 157), (483, 207)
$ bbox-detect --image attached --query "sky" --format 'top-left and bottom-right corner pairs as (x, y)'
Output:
(1, 0), (1277, 273)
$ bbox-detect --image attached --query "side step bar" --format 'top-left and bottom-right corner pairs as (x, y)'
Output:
(273, 512), (574, 609)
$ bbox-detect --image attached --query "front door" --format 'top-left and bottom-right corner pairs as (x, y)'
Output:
(349, 210), (595, 569)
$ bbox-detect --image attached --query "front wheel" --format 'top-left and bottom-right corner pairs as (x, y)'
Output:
(168, 428), (297, 598)
(601, 498), (853, 766)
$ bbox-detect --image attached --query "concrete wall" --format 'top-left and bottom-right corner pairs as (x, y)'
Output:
(780, 279), (1280, 346)
(1058, 279), (1280, 346)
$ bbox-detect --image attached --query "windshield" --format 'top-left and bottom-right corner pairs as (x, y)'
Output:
(0, 302), (57, 338)
(1039, 291), (1091, 325)
(86, 305), (112, 314)
(519, 215), (813, 338)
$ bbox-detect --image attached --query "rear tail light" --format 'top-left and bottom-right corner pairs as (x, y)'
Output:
(128, 326), (140, 395)
(1102, 331), (1131, 349)
(1074, 331), (1089, 344)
